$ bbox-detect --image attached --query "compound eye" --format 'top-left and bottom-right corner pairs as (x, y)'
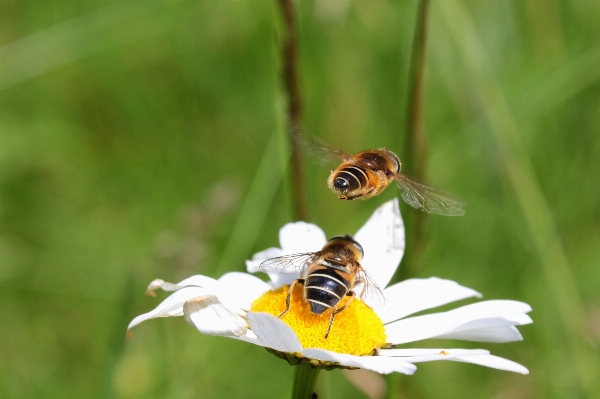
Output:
(352, 240), (364, 258)
(333, 177), (349, 191)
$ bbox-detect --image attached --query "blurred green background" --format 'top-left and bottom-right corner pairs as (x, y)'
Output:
(1, 0), (599, 398)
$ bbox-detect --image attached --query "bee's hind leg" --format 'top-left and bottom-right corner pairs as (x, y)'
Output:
(324, 291), (356, 339)
(279, 279), (304, 318)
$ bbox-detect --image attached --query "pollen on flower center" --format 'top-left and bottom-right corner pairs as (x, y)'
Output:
(250, 284), (387, 356)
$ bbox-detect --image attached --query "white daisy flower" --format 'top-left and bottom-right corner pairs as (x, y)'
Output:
(127, 198), (531, 377)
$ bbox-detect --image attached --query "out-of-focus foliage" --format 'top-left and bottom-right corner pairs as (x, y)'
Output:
(1, 0), (599, 398)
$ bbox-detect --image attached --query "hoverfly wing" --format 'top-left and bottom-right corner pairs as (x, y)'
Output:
(354, 267), (385, 308)
(291, 130), (352, 165)
(311, 137), (353, 163)
(259, 252), (319, 274)
(395, 174), (466, 216)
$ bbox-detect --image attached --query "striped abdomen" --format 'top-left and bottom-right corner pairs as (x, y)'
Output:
(332, 166), (368, 193)
(305, 264), (352, 314)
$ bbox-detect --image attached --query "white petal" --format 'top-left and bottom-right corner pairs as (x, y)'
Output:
(268, 273), (300, 288)
(434, 313), (532, 342)
(246, 312), (303, 353)
(451, 354), (529, 374)
(245, 247), (299, 287)
(380, 348), (489, 357)
(302, 348), (416, 375)
(379, 348), (528, 374)
(377, 277), (481, 324)
(145, 275), (217, 296)
(386, 300), (532, 344)
(380, 348), (529, 374)
(246, 247), (283, 273)
(279, 222), (327, 253)
(183, 295), (247, 337)
(354, 199), (405, 290)
(445, 311), (533, 331)
(454, 300), (532, 318)
(437, 326), (524, 343)
(215, 272), (271, 310)
(380, 348), (490, 363)
(171, 275), (217, 288)
(127, 287), (207, 336)
(230, 330), (268, 347)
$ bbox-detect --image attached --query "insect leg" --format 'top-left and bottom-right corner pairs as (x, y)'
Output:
(279, 279), (305, 318)
(324, 291), (356, 339)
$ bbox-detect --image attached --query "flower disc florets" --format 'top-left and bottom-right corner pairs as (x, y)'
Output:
(251, 284), (387, 356)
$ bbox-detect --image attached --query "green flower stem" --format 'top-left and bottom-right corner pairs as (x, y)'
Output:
(278, 0), (308, 222)
(292, 362), (320, 399)
(401, 0), (430, 281)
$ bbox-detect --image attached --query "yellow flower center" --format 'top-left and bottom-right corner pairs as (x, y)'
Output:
(251, 284), (386, 356)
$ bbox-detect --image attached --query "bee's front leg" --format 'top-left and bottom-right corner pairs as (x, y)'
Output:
(279, 279), (304, 318)
(324, 291), (356, 339)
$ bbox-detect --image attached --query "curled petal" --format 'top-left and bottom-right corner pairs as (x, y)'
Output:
(355, 199), (405, 290)
(183, 295), (247, 337)
(378, 277), (481, 323)
(145, 275), (217, 297)
(246, 312), (303, 353)
(279, 222), (327, 253)
(302, 348), (416, 375)
(127, 287), (207, 337)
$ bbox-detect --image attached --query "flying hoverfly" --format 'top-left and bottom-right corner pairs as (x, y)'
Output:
(297, 133), (465, 216)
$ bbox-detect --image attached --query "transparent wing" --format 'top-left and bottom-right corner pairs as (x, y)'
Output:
(291, 130), (352, 165)
(354, 267), (385, 308)
(259, 252), (319, 275)
(395, 174), (466, 216)
(310, 137), (353, 163)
